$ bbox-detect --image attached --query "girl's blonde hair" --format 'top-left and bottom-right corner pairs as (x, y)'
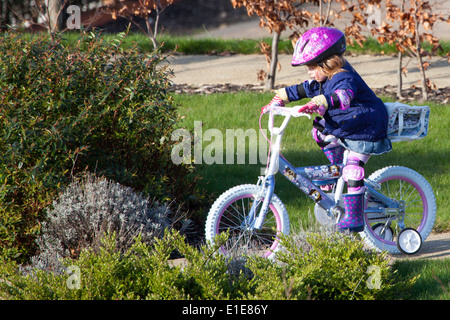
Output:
(309, 54), (346, 79)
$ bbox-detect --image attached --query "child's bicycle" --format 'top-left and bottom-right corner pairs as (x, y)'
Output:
(205, 103), (436, 258)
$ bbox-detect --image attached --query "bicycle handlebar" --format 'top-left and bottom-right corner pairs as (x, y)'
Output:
(263, 105), (311, 135)
(263, 105), (312, 118)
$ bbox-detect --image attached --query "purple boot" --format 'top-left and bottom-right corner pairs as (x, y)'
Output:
(337, 193), (365, 232)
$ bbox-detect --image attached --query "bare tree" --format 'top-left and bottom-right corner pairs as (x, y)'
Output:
(347, 0), (449, 101)
(230, 0), (358, 90)
(108, 0), (176, 50)
(231, 0), (307, 90)
(46, 0), (62, 32)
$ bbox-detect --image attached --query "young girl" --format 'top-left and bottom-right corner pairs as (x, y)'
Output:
(263, 27), (392, 232)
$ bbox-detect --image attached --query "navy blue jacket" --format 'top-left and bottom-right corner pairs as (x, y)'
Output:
(285, 61), (388, 142)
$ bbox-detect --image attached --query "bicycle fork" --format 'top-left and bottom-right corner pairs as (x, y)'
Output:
(251, 175), (276, 230)
(249, 121), (281, 231)
(239, 175), (275, 231)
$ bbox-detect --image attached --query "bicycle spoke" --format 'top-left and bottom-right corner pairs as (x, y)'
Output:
(215, 193), (279, 257)
(367, 178), (426, 242)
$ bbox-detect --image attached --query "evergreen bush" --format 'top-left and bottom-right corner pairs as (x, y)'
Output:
(0, 231), (250, 300)
(0, 229), (416, 300)
(247, 230), (416, 300)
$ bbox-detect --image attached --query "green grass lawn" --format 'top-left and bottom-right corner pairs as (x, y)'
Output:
(120, 33), (450, 56)
(22, 31), (450, 56)
(173, 92), (450, 232)
(393, 259), (450, 300)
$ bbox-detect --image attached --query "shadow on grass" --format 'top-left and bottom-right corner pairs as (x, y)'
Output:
(393, 259), (450, 300)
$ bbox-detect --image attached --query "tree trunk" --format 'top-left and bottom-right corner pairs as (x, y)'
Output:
(397, 0), (405, 100)
(397, 52), (403, 99)
(265, 31), (280, 91)
(1, 0), (11, 26)
(412, 0), (428, 101)
(47, 0), (62, 33)
(145, 18), (158, 50)
(416, 49), (428, 101)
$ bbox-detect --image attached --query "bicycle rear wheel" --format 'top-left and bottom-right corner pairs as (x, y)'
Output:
(205, 184), (289, 259)
(362, 166), (436, 254)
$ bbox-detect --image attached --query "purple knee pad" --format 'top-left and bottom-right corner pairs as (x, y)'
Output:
(343, 156), (365, 193)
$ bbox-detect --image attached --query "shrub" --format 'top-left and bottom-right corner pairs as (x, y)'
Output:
(28, 174), (173, 273)
(0, 230), (251, 300)
(0, 229), (416, 300)
(0, 30), (197, 261)
(247, 229), (417, 300)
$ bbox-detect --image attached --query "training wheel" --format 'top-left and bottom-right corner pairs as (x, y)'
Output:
(396, 228), (422, 255)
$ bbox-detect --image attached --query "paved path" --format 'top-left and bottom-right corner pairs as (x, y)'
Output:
(392, 232), (450, 260)
(168, 54), (450, 90)
(170, 2), (449, 90)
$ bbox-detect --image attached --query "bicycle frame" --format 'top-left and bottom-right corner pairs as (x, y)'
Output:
(251, 107), (401, 230)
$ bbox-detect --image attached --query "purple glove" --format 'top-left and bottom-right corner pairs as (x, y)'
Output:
(298, 95), (328, 116)
(262, 95), (285, 114)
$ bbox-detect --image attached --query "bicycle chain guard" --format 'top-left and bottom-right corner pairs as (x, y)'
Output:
(314, 194), (343, 227)
(314, 203), (336, 226)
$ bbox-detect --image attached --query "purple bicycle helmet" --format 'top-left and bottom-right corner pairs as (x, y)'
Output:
(291, 27), (346, 67)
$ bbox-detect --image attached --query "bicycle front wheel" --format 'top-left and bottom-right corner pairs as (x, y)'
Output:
(362, 166), (436, 254)
(205, 184), (289, 259)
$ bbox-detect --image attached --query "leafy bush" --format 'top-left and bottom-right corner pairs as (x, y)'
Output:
(247, 230), (417, 300)
(0, 230), (251, 300)
(0, 229), (416, 300)
(0, 30), (197, 261)
(29, 174), (173, 273)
